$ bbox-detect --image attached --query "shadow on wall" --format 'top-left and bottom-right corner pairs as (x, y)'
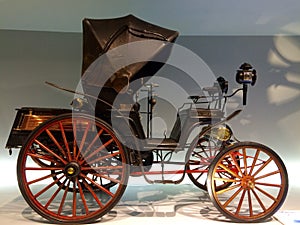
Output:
(148, 35), (300, 161)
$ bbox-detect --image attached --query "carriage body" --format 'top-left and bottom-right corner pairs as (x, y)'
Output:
(5, 15), (288, 224)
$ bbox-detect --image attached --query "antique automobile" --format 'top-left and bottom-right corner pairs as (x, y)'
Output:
(5, 15), (288, 223)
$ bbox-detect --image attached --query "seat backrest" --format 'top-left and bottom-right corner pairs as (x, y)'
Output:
(169, 107), (224, 143)
(169, 109), (190, 142)
(128, 107), (146, 139)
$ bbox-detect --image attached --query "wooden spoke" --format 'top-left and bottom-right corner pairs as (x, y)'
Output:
(255, 170), (280, 180)
(248, 149), (260, 176)
(223, 187), (243, 207)
(89, 172), (121, 184)
(81, 179), (104, 208)
(59, 121), (72, 161)
(72, 181), (77, 217)
(25, 167), (65, 171)
(242, 147), (248, 176)
(255, 186), (278, 202)
(27, 152), (58, 164)
(81, 138), (114, 163)
(251, 188), (267, 211)
(73, 121), (77, 160)
(255, 182), (283, 188)
(81, 165), (123, 172)
(194, 171), (206, 181)
(247, 189), (253, 217)
(81, 129), (104, 159)
(76, 121), (91, 160)
(27, 171), (63, 185)
(58, 180), (70, 215)
(252, 157), (272, 177)
(34, 175), (64, 198)
(81, 174), (114, 197)
(45, 129), (67, 159)
(216, 183), (241, 195)
(86, 151), (120, 165)
(218, 163), (241, 179)
(44, 178), (68, 209)
(76, 178), (89, 215)
(235, 189), (246, 215)
(213, 177), (237, 183)
(229, 152), (243, 177)
(34, 139), (67, 165)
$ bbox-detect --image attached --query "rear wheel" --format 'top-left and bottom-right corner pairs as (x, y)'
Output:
(17, 113), (129, 224)
(186, 137), (232, 191)
(207, 142), (288, 222)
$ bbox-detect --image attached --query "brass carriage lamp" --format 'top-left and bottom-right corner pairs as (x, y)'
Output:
(235, 63), (257, 105)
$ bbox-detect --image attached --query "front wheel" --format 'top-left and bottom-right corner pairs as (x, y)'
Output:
(207, 142), (288, 222)
(17, 113), (129, 224)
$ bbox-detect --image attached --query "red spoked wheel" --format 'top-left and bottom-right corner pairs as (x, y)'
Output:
(186, 137), (232, 191)
(207, 142), (288, 222)
(17, 113), (129, 224)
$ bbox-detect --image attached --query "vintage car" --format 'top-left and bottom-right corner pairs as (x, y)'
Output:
(5, 15), (288, 223)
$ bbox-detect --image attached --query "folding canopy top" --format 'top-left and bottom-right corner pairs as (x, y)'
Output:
(81, 14), (179, 93)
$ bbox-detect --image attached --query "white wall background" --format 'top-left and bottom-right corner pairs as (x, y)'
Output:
(0, 0), (300, 35)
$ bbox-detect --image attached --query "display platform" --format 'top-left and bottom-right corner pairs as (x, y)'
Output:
(0, 182), (298, 225)
(0, 150), (298, 225)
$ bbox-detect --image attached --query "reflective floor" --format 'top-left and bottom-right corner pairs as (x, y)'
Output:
(0, 180), (299, 225)
(0, 150), (299, 225)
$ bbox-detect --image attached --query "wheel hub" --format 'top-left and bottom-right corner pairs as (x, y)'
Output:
(64, 162), (81, 178)
(241, 176), (255, 190)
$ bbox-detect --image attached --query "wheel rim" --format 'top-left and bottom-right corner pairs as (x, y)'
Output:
(208, 143), (288, 222)
(17, 114), (128, 223)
